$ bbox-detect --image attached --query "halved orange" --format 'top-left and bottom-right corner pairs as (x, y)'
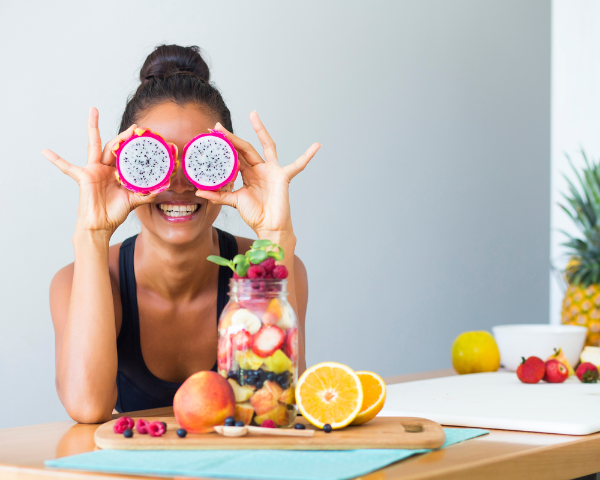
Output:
(295, 362), (363, 429)
(350, 371), (387, 425)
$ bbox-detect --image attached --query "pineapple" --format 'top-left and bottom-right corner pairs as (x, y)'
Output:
(560, 151), (600, 346)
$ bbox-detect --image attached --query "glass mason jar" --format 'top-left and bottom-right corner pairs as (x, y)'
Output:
(218, 278), (298, 427)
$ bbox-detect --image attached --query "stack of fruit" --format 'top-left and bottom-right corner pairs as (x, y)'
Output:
(209, 240), (298, 427)
(517, 348), (599, 384)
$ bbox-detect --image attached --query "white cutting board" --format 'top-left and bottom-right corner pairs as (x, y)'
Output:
(379, 372), (600, 435)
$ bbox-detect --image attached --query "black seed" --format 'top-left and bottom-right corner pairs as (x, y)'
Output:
(177, 428), (187, 438)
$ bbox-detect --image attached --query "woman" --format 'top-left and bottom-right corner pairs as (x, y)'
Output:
(43, 45), (320, 424)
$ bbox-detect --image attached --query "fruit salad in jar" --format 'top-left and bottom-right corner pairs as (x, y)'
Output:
(209, 240), (298, 428)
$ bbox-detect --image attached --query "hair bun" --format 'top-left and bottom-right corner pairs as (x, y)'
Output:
(140, 45), (210, 82)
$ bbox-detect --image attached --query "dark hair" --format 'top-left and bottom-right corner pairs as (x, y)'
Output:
(118, 45), (233, 134)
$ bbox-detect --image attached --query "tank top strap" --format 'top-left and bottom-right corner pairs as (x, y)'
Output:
(215, 228), (238, 319)
(117, 235), (139, 351)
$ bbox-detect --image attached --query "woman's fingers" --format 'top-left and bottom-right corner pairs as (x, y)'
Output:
(87, 108), (103, 165)
(283, 143), (321, 180)
(195, 188), (238, 208)
(249, 111), (277, 163)
(42, 149), (83, 182)
(101, 124), (137, 166)
(213, 122), (265, 166)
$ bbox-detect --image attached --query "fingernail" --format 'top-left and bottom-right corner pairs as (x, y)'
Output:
(215, 122), (223, 129)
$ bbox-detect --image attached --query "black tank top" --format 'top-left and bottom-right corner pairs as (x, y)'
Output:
(115, 228), (238, 413)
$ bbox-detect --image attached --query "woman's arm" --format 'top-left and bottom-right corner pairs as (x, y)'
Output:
(44, 108), (158, 423)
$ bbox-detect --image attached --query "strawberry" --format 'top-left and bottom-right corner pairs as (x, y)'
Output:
(232, 330), (254, 351)
(544, 359), (568, 383)
(217, 334), (233, 371)
(516, 356), (545, 384)
(576, 362), (599, 383)
(252, 325), (285, 358)
(284, 328), (298, 362)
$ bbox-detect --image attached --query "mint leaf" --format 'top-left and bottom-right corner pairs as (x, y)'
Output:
(248, 249), (268, 264)
(207, 255), (232, 267)
(253, 239), (273, 249)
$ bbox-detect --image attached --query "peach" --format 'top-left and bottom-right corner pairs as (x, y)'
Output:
(249, 387), (279, 416)
(234, 402), (255, 425)
(263, 380), (283, 401)
(173, 371), (235, 434)
(254, 403), (292, 427)
(279, 387), (295, 405)
(263, 299), (283, 325)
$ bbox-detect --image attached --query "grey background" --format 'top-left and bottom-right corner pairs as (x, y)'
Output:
(0, 0), (550, 428)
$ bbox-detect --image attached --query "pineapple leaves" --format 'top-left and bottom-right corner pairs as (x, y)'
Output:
(560, 150), (600, 286)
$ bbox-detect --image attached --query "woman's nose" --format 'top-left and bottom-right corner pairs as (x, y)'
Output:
(168, 162), (195, 193)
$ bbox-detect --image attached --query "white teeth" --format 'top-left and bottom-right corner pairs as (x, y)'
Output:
(158, 204), (199, 217)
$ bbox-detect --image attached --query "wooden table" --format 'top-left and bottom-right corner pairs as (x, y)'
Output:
(1, 369), (599, 480)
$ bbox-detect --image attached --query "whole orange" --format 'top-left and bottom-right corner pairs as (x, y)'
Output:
(451, 331), (500, 375)
(173, 371), (235, 433)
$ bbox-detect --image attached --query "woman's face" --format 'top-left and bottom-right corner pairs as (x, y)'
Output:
(133, 102), (229, 245)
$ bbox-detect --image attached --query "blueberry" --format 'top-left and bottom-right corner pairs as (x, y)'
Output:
(160, 422), (167, 431)
(246, 376), (256, 386)
(176, 428), (187, 438)
(234, 420), (245, 427)
(228, 371), (238, 380)
(224, 416), (236, 427)
(250, 370), (260, 377)
(255, 381), (264, 390)
(267, 373), (275, 381)
(323, 424), (332, 433)
(259, 369), (268, 381)
(123, 429), (133, 438)
(294, 423), (306, 430)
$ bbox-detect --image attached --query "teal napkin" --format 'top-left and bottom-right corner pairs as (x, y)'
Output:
(46, 428), (488, 480)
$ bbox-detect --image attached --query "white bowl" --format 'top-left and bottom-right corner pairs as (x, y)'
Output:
(491, 324), (587, 371)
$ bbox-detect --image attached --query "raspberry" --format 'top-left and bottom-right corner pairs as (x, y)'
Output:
(113, 416), (134, 434)
(261, 419), (276, 428)
(260, 257), (276, 273)
(272, 265), (288, 279)
(248, 265), (266, 279)
(148, 421), (166, 437)
(136, 419), (150, 434)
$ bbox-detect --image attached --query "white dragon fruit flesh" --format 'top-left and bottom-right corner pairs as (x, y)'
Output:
(112, 128), (178, 195)
(182, 130), (238, 191)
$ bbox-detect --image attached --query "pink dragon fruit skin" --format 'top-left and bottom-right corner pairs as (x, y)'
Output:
(112, 128), (178, 196)
(182, 130), (239, 191)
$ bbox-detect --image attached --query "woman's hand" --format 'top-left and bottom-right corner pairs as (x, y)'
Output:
(42, 108), (157, 238)
(195, 112), (320, 238)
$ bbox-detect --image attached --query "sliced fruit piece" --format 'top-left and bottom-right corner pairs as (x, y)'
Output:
(254, 403), (291, 427)
(239, 298), (270, 315)
(219, 302), (239, 333)
(253, 325), (285, 358)
(350, 371), (387, 426)
(262, 349), (293, 374)
(217, 334), (233, 371)
(231, 309), (262, 335)
(276, 308), (295, 330)
(279, 387), (295, 404)
(249, 387), (279, 416)
(547, 348), (575, 377)
(283, 328), (298, 362)
(263, 380), (283, 401)
(581, 346), (600, 367)
(236, 350), (264, 370)
(263, 299), (283, 325)
(234, 402), (255, 425)
(295, 361), (363, 430)
(232, 330), (254, 351)
(228, 379), (255, 402)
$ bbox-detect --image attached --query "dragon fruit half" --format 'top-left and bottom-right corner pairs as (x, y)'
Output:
(112, 128), (178, 195)
(182, 130), (238, 191)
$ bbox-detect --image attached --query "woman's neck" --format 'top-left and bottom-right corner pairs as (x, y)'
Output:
(133, 227), (221, 302)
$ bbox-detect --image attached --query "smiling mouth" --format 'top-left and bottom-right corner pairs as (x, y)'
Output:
(157, 203), (200, 218)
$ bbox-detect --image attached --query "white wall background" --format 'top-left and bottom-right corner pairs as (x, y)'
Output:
(550, 0), (600, 324)
(0, 0), (550, 428)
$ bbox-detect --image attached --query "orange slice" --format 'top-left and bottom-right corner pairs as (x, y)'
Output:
(350, 371), (387, 425)
(295, 362), (363, 429)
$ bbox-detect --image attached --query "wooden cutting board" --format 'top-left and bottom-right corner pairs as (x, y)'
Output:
(94, 416), (445, 450)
